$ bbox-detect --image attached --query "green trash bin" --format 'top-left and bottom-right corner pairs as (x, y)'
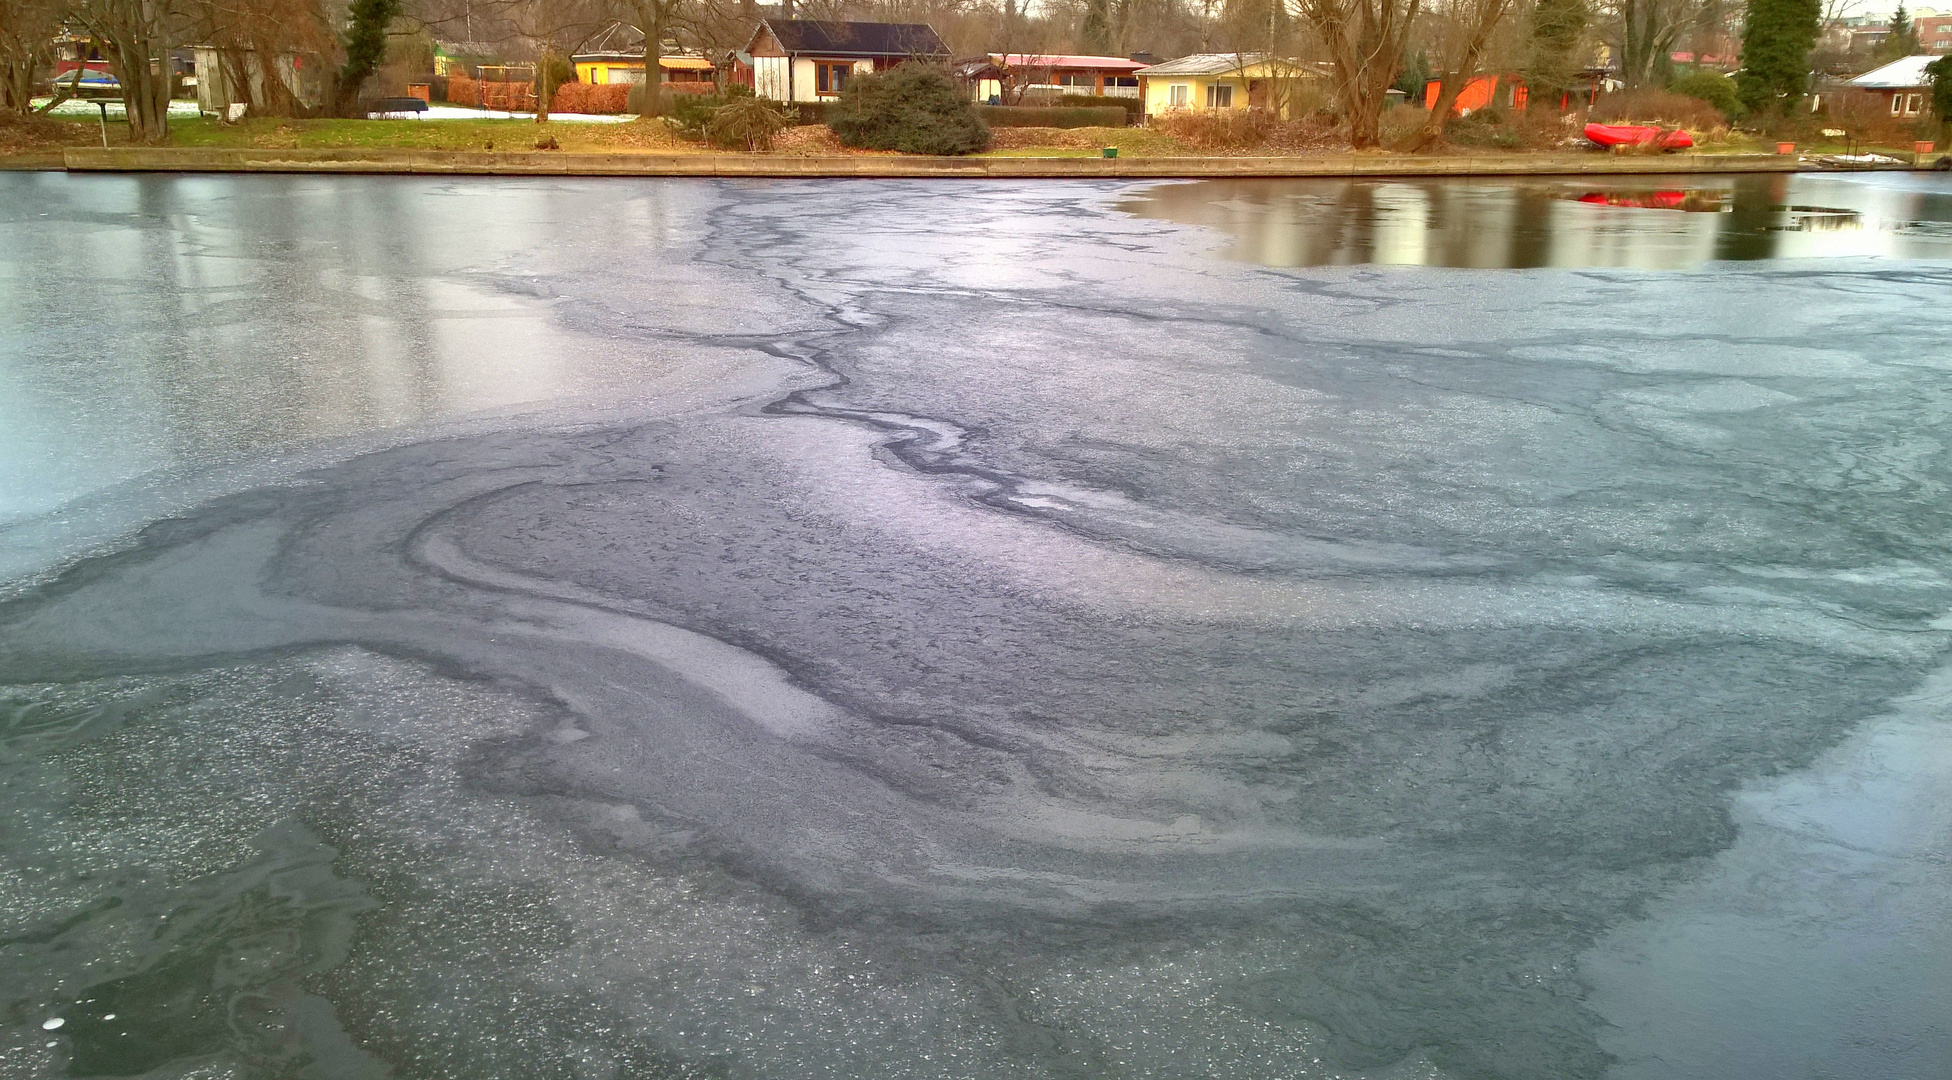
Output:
(1102, 147), (1119, 159)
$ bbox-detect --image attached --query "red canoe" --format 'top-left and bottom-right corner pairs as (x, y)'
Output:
(1583, 123), (1694, 151)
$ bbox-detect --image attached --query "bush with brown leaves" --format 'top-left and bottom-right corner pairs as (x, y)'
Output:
(1150, 109), (1277, 150)
(549, 83), (630, 115)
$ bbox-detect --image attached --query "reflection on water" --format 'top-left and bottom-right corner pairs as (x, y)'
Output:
(1119, 173), (1952, 268)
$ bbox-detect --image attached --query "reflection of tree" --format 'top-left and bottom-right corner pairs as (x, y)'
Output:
(1711, 174), (1786, 261)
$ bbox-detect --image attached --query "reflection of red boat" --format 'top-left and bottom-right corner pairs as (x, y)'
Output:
(1576, 190), (1689, 209)
(1583, 123), (1694, 151)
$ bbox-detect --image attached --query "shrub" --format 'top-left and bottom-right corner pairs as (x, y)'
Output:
(445, 74), (478, 105)
(626, 83), (681, 117)
(663, 86), (760, 139)
(975, 105), (1129, 128)
(1057, 93), (1143, 121)
(706, 97), (791, 150)
(550, 82), (630, 114)
(1150, 109), (1276, 150)
(1586, 88), (1730, 131)
(1443, 105), (1527, 148)
(1668, 70), (1743, 120)
(1930, 55), (1952, 122)
(827, 65), (990, 155)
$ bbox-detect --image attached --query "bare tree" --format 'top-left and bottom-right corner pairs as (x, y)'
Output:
(68, 0), (184, 141)
(1298, 0), (1419, 147)
(619, 0), (685, 115)
(1605, 0), (1708, 86)
(1410, 0), (1515, 146)
(1, 0), (71, 112)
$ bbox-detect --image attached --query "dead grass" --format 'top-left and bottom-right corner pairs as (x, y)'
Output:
(766, 124), (879, 155)
(982, 126), (1192, 156)
(1144, 110), (1345, 154)
(0, 113), (98, 154)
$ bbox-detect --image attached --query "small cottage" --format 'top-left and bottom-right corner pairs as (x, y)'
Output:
(746, 19), (951, 103)
(955, 54), (1147, 103)
(1849, 55), (1939, 117)
(572, 23), (717, 93)
(1137, 54), (1321, 120)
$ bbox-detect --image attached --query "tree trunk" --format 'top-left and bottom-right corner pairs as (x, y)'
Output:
(1302, 0), (1421, 149)
(1409, 0), (1511, 149)
(100, 1), (172, 144)
(536, 50), (553, 121)
(634, 0), (668, 117)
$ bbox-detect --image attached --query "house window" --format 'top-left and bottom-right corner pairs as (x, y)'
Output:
(815, 61), (851, 95)
(1106, 76), (1138, 89)
(1906, 93), (1922, 114)
(1206, 83), (1233, 108)
(1057, 73), (1095, 88)
(1168, 83), (1189, 107)
(1891, 93), (1904, 114)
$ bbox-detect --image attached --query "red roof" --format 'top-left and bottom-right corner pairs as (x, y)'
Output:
(990, 53), (1148, 72)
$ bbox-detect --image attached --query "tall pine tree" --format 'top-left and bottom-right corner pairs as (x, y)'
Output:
(1526, 0), (1590, 107)
(1881, 4), (1922, 59)
(1735, 0), (1820, 115)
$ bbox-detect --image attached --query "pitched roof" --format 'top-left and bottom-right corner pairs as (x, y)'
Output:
(1138, 52), (1277, 77)
(988, 53), (1148, 72)
(1850, 55), (1938, 88)
(755, 19), (949, 58)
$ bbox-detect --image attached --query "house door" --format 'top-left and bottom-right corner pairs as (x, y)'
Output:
(1248, 79), (1267, 110)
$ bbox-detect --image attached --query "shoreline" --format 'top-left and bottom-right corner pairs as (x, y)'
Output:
(0, 146), (1941, 177)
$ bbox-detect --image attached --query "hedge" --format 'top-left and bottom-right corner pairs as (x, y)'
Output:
(1057, 94), (1143, 121)
(550, 82), (630, 114)
(444, 76), (536, 110)
(973, 104), (1129, 128)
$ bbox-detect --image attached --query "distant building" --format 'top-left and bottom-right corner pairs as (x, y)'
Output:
(1136, 54), (1322, 120)
(1849, 54), (1939, 115)
(1918, 10), (1952, 52)
(432, 42), (506, 78)
(745, 19), (951, 103)
(953, 54), (1147, 103)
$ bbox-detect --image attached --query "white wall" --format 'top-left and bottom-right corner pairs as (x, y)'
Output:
(782, 57), (874, 102)
(754, 56), (790, 102)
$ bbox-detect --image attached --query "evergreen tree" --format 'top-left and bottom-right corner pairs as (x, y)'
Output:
(1735, 0), (1820, 115)
(1080, 0), (1112, 55)
(1526, 0), (1590, 106)
(335, 0), (401, 115)
(1881, 4), (1922, 58)
(1929, 54), (1952, 121)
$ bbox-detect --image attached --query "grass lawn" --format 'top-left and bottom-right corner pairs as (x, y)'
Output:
(9, 110), (1939, 163)
(978, 126), (1193, 157)
(161, 115), (699, 153)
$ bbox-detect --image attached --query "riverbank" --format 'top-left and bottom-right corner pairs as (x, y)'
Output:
(4, 144), (1944, 177)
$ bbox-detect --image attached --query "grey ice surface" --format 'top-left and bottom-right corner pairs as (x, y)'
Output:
(1, 173), (1949, 1080)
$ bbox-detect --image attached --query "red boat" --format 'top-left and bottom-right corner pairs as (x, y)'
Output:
(1583, 123), (1694, 151)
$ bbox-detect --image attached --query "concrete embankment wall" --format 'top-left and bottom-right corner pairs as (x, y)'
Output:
(1, 146), (1927, 178)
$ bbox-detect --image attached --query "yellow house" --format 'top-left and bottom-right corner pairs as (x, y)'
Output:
(572, 54), (716, 86)
(1137, 53), (1322, 120)
(571, 22), (717, 88)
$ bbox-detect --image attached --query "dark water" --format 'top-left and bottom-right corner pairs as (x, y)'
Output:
(1118, 172), (1952, 268)
(2, 173), (1949, 1080)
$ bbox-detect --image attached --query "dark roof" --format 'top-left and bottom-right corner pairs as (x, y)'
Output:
(755, 19), (949, 58)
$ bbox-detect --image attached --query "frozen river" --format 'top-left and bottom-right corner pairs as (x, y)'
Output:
(2, 171), (1950, 1080)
